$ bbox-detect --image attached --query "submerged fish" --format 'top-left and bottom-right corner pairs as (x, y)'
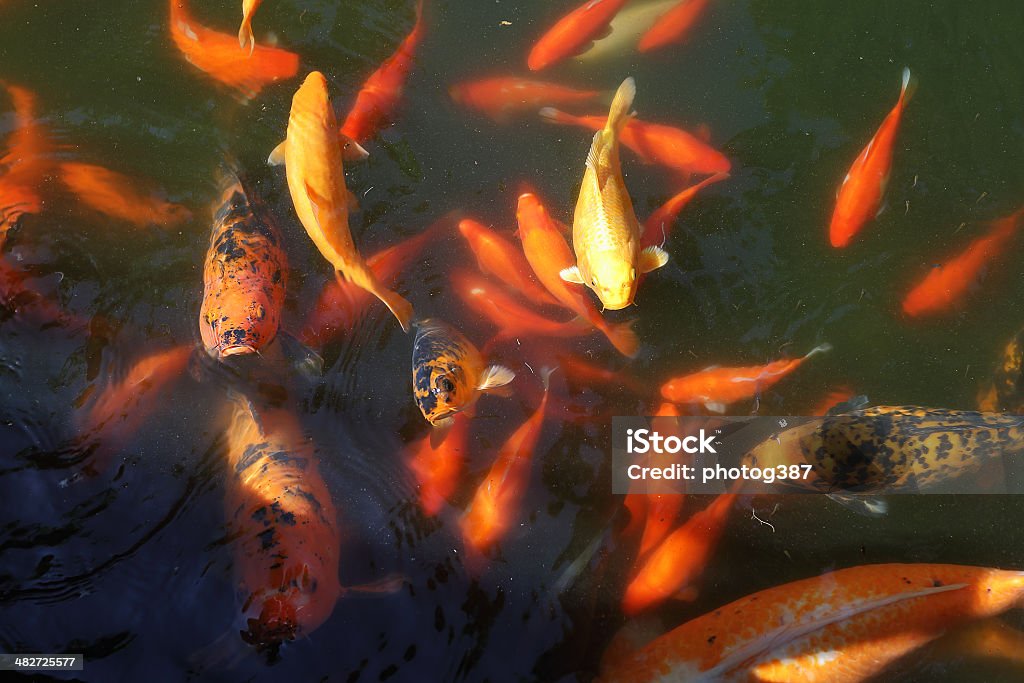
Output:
(978, 327), (1024, 413)
(660, 343), (832, 412)
(58, 162), (191, 228)
(574, 0), (680, 64)
(409, 411), (470, 516)
(0, 81), (51, 247)
(516, 190), (639, 356)
(411, 318), (514, 427)
(458, 218), (562, 308)
(641, 172), (728, 250)
(622, 491), (736, 615)
(169, 0), (298, 101)
(224, 401), (340, 649)
(902, 207), (1024, 317)
(199, 170), (286, 358)
(742, 405), (1024, 494)
(339, 0), (425, 145)
(238, 0), (263, 54)
(601, 563), (1024, 682)
(830, 67), (915, 248)
(449, 77), (605, 122)
(460, 368), (554, 552)
(540, 106), (731, 177)
(279, 71), (413, 331)
(560, 77), (669, 310)
(637, 0), (711, 53)
(528, 0), (630, 71)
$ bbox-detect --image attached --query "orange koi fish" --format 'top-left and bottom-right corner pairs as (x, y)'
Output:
(408, 411), (470, 516)
(58, 162), (191, 228)
(637, 0), (711, 53)
(515, 191), (639, 357)
(449, 77), (605, 122)
(169, 0), (298, 102)
(78, 345), (193, 451)
(528, 0), (630, 71)
(601, 563), (1024, 682)
(224, 401), (341, 648)
(339, 0), (425, 145)
(622, 402), (685, 552)
(622, 491), (736, 615)
(660, 343), (832, 411)
(452, 270), (591, 341)
(461, 368), (554, 551)
(559, 353), (647, 395)
(199, 170), (286, 358)
(238, 0), (263, 54)
(641, 171), (728, 249)
(457, 218), (561, 308)
(540, 107), (730, 176)
(299, 220), (443, 347)
(0, 82), (51, 247)
(830, 67), (915, 248)
(902, 208), (1024, 317)
(279, 71), (413, 331)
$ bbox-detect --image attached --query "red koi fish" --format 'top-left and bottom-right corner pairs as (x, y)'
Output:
(449, 77), (605, 122)
(637, 0), (711, 53)
(58, 162), (191, 228)
(78, 345), (193, 453)
(660, 343), (832, 411)
(238, 0), (263, 54)
(225, 402), (341, 648)
(199, 170), (286, 358)
(622, 491), (736, 615)
(540, 107), (730, 176)
(601, 563), (1024, 682)
(641, 172), (728, 249)
(169, 0), (298, 102)
(408, 411), (470, 516)
(559, 352), (646, 395)
(0, 82), (51, 247)
(830, 67), (915, 247)
(298, 219), (444, 348)
(528, 0), (630, 71)
(461, 368), (554, 551)
(902, 208), (1024, 317)
(806, 386), (855, 416)
(622, 402), (685, 552)
(516, 191), (639, 357)
(452, 270), (590, 341)
(339, 0), (425, 145)
(457, 218), (562, 308)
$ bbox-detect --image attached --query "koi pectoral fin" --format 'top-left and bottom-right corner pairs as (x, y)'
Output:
(560, 266), (585, 284)
(267, 140), (286, 166)
(638, 245), (669, 274)
(478, 365), (515, 391)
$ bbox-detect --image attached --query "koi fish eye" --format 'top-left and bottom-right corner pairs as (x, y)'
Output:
(433, 375), (456, 396)
(630, 268), (636, 281)
(591, 276), (598, 287)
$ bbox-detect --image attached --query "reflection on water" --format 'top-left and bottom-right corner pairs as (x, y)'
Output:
(1, 0), (1024, 681)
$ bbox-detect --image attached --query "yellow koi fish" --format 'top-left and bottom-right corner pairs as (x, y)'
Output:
(560, 77), (668, 310)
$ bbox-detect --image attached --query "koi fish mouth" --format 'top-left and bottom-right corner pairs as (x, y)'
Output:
(220, 344), (257, 357)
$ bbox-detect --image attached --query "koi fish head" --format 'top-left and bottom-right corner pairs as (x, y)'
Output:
(411, 319), (479, 426)
(586, 253), (636, 310)
(204, 299), (276, 358)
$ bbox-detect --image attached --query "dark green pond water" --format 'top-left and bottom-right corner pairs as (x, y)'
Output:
(2, 0), (1024, 681)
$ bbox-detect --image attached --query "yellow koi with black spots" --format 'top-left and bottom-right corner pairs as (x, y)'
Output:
(560, 77), (668, 310)
(199, 170), (287, 358)
(742, 406), (1024, 493)
(411, 319), (514, 427)
(978, 328), (1024, 413)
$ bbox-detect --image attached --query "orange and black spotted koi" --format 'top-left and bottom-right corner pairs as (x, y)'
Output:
(199, 171), (287, 358)
(224, 400), (341, 650)
(411, 318), (514, 427)
(978, 327), (1024, 413)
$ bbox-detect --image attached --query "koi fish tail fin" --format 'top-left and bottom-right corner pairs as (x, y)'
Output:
(239, 18), (256, 55)
(338, 264), (415, 333)
(899, 67), (918, 107)
(538, 107), (576, 126)
(605, 76), (636, 138)
(603, 318), (640, 358)
(540, 366), (558, 392)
